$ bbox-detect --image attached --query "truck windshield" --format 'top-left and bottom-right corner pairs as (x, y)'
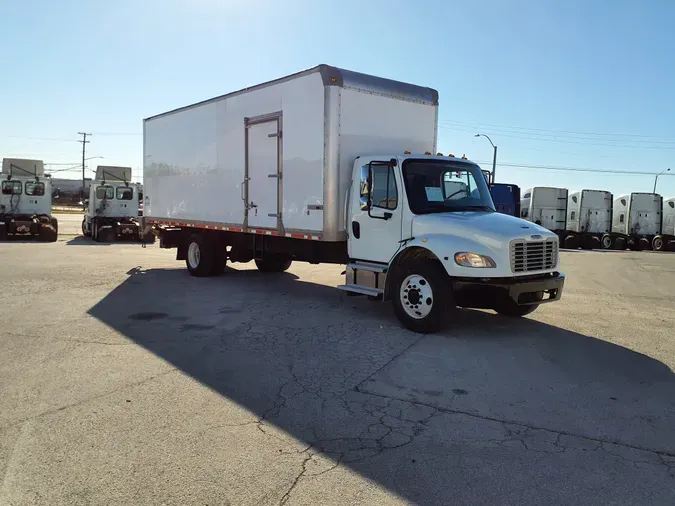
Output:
(402, 159), (495, 214)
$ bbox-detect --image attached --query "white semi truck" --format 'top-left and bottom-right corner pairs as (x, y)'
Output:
(611, 193), (663, 250)
(564, 189), (613, 249)
(82, 166), (151, 243)
(142, 65), (565, 332)
(653, 196), (675, 251)
(520, 187), (569, 237)
(0, 158), (58, 241)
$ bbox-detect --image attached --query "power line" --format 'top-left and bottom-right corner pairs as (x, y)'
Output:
(2, 135), (79, 143)
(440, 124), (675, 149)
(438, 118), (675, 140)
(90, 132), (141, 136)
(471, 160), (675, 176)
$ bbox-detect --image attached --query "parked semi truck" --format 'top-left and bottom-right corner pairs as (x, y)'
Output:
(142, 65), (564, 332)
(0, 158), (58, 241)
(656, 197), (675, 251)
(563, 189), (613, 249)
(611, 193), (663, 251)
(82, 166), (151, 243)
(480, 170), (521, 217)
(520, 187), (568, 237)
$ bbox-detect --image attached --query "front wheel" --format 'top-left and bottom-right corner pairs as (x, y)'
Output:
(392, 261), (453, 333)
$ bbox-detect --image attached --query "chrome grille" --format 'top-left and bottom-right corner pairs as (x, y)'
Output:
(510, 239), (558, 273)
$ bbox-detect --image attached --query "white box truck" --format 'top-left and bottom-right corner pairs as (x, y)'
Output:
(563, 189), (613, 249)
(520, 187), (568, 236)
(611, 193), (663, 250)
(653, 196), (675, 251)
(0, 158), (58, 241)
(82, 166), (151, 243)
(142, 65), (565, 332)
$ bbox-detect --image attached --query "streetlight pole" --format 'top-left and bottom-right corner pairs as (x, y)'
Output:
(653, 168), (671, 193)
(475, 134), (497, 183)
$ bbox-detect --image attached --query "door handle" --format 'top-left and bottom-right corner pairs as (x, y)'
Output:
(240, 178), (249, 201)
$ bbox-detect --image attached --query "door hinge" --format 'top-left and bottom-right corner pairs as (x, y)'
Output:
(268, 174), (281, 179)
(268, 213), (280, 218)
(268, 132), (282, 138)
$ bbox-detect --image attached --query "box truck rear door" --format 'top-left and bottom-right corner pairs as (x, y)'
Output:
(246, 117), (280, 230)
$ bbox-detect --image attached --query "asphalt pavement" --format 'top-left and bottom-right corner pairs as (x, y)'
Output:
(0, 231), (674, 505)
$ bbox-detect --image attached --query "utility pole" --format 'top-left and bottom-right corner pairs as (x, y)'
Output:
(78, 132), (91, 204)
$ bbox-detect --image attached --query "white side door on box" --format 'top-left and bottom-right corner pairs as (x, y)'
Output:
(246, 116), (280, 229)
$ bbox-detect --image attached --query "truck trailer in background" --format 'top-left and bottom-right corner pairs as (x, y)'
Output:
(520, 187), (568, 236)
(653, 196), (675, 251)
(611, 193), (663, 250)
(0, 158), (58, 241)
(82, 166), (151, 243)
(564, 189), (613, 249)
(142, 64), (564, 332)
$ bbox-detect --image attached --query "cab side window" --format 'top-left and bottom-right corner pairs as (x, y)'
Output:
(116, 187), (133, 200)
(2, 181), (22, 195)
(25, 182), (45, 196)
(361, 165), (397, 211)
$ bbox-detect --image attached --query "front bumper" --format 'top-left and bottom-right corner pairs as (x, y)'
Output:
(452, 272), (565, 309)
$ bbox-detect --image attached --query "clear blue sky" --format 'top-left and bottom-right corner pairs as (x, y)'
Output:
(1, 0), (674, 197)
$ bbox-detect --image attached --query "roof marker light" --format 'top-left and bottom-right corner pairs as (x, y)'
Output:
(404, 150), (411, 154)
(424, 151), (432, 155)
(437, 152), (443, 156)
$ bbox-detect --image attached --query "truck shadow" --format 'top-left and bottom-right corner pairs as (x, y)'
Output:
(88, 266), (675, 504)
(64, 236), (151, 246)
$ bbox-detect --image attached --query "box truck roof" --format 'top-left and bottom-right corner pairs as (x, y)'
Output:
(144, 64), (439, 121)
(2, 158), (45, 177)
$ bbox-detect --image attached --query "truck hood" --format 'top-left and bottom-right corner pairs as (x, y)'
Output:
(412, 211), (556, 248)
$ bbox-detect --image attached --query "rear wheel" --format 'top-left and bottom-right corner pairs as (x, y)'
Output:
(600, 234), (613, 250)
(652, 235), (665, 251)
(639, 237), (651, 251)
(494, 291), (543, 317)
(254, 258), (292, 273)
(186, 234), (215, 277)
(392, 261), (453, 333)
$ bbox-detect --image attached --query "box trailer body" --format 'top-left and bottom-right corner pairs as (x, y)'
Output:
(82, 166), (149, 242)
(0, 158), (57, 241)
(612, 193), (663, 250)
(562, 189), (613, 249)
(143, 66), (437, 242)
(520, 187), (568, 233)
(143, 65), (564, 333)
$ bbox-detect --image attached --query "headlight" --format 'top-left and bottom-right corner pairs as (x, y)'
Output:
(454, 252), (496, 268)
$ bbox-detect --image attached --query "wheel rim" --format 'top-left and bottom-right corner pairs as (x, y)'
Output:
(188, 241), (201, 269)
(602, 236), (611, 248)
(654, 238), (663, 250)
(400, 274), (434, 319)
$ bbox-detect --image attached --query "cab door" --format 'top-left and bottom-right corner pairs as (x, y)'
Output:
(348, 159), (403, 264)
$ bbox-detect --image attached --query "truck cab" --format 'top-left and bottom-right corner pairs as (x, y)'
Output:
(342, 153), (565, 332)
(0, 158), (57, 241)
(82, 166), (148, 242)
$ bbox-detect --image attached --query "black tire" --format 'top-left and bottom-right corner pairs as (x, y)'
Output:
(38, 224), (57, 243)
(563, 234), (580, 249)
(652, 235), (665, 251)
(639, 237), (651, 251)
(82, 218), (88, 237)
(628, 239), (641, 251)
(614, 237), (627, 250)
(254, 258), (292, 273)
(0, 223), (6, 241)
(50, 217), (58, 237)
(391, 260), (453, 333)
(600, 234), (613, 250)
(494, 291), (543, 317)
(141, 231), (155, 244)
(185, 234), (215, 277)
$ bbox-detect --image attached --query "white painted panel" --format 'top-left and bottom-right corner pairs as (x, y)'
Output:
(612, 195), (629, 234)
(628, 193), (662, 236)
(531, 187), (568, 231)
(579, 190), (612, 234)
(663, 198), (675, 235)
(247, 121), (278, 229)
(145, 72), (325, 232)
(0, 177), (52, 216)
(337, 89), (437, 236)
